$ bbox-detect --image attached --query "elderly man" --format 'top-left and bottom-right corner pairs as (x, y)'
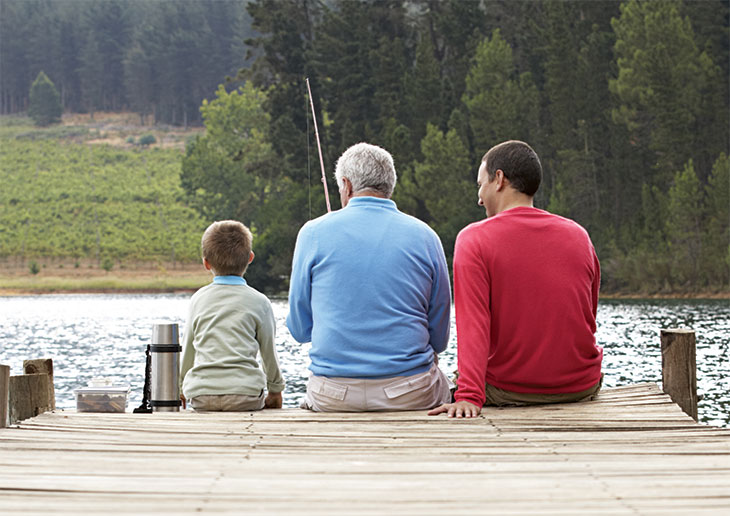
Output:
(287, 142), (452, 412)
(430, 140), (603, 418)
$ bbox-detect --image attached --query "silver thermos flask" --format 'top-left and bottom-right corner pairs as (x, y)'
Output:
(150, 323), (181, 412)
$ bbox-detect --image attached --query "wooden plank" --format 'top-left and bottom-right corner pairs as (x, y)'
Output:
(0, 364), (8, 428)
(661, 328), (698, 420)
(7, 373), (52, 424)
(0, 384), (728, 514)
(23, 358), (55, 410)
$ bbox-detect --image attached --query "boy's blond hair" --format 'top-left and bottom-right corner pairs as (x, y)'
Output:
(201, 220), (252, 276)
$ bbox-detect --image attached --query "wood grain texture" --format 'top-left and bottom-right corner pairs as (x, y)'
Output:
(0, 364), (8, 428)
(0, 383), (728, 515)
(23, 358), (55, 410)
(7, 373), (51, 424)
(661, 328), (698, 420)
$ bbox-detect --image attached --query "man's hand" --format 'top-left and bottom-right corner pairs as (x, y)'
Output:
(428, 400), (481, 418)
(265, 392), (283, 409)
(180, 394), (186, 410)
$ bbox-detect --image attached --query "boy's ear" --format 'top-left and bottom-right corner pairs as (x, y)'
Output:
(203, 257), (212, 271)
(248, 251), (255, 264)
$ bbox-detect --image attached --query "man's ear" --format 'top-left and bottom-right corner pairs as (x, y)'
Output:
(341, 177), (350, 195)
(248, 251), (255, 264)
(494, 169), (508, 191)
(203, 257), (212, 271)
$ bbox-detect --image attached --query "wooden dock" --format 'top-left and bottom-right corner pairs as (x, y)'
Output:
(1, 383), (729, 515)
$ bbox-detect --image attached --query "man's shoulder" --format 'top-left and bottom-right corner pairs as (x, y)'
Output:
(537, 210), (592, 242)
(297, 209), (343, 236)
(457, 218), (490, 241)
(394, 208), (438, 234)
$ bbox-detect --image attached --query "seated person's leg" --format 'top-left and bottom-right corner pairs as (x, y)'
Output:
(219, 392), (265, 411)
(484, 375), (603, 407)
(189, 395), (223, 411)
(190, 392), (265, 411)
(302, 375), (364, 412)
(370, 363), (452, 411)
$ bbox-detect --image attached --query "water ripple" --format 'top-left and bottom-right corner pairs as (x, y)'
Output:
(0, 295), (727, 427)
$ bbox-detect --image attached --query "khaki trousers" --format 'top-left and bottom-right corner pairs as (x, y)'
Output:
(483, 374), (603, 407)
(189, 392), (265, 412)
(302, 363), (453, 412)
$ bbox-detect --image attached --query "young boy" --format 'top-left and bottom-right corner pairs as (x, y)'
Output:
(180, 220), (285, 411)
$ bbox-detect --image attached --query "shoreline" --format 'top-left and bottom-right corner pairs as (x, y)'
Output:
(1, 266), (728, 300)
(1, 286), (727, 301)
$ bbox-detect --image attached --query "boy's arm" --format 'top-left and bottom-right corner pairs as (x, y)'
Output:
(258, 300), (285, 395)
(179, 299), (195, 393)
(265, 391), (282, 408)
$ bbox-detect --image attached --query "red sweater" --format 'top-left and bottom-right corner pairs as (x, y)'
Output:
(453, 207), (602, 407)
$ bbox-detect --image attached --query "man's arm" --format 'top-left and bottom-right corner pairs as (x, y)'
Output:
(430, 229), (491, 417)
(286, 225), (314, 343)
(426, 233), (451, 354)
(591, 246), (601, 328)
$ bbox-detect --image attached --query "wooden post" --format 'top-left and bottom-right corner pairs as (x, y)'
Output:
(23, 358), (55, 410)
(0, 364), (9, 428)
(8, 374), (52, 424)
(660, 329), (698, 421)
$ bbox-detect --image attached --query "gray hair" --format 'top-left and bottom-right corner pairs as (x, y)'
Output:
(334, 142), (397, 198)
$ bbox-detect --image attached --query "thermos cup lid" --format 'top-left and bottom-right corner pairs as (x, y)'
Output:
(151, 323), (179, 344)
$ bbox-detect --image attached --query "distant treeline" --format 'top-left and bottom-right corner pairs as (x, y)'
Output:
(1, 0), (728, 294)
(0, 0), (256, 125)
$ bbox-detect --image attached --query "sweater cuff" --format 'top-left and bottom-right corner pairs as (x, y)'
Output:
(267, 380), (285, 394)
(454, 392), (484, 408)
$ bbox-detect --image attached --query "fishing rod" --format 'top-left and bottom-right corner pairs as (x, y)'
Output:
(306, 78), (331, 213)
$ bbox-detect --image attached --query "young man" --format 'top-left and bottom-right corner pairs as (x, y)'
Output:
(430, 140), (603, 418)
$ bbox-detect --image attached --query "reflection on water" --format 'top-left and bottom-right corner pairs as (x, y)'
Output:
(0, 295), (728, 427)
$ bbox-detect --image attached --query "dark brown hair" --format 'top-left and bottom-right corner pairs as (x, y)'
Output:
(201, 220), (252, 276)
(482, 140), (542, 196)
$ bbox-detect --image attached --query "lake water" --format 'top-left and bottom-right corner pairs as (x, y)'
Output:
(0, 295), (728, 427)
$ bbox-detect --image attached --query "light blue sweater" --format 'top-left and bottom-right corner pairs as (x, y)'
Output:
(286, 196), (451, 378)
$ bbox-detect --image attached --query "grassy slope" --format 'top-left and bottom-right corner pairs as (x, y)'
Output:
(0, 115), (209, 291)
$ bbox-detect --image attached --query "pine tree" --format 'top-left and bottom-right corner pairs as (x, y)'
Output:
(666, 160), (704, 287)
(28, 71), (62, 126)
(411, 124), (481, 261)
(462, 29), (539, 159)
(703, 154), (730, 288)
(610, 0), (708, 179)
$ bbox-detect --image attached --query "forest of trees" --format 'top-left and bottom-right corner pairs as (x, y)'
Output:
(0, 0), (255, 125)
(1, 0), (728, 295)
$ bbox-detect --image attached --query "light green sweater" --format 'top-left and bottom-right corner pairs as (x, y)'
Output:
(179, 281), (285, 399)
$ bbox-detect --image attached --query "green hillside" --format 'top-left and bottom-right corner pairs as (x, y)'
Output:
(0, 118), (206, 269)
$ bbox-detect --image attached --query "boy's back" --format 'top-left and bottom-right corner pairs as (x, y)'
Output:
(179, 219), (285, 412)
(180, 280), (284, 400)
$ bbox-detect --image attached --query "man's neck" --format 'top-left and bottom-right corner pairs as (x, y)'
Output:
(351, 190), (387, 199)
(494, 195), (534, 215)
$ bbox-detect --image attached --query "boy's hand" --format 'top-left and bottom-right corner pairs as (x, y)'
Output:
(180, 394), (186, 410)
(265, 392), (282, 409)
